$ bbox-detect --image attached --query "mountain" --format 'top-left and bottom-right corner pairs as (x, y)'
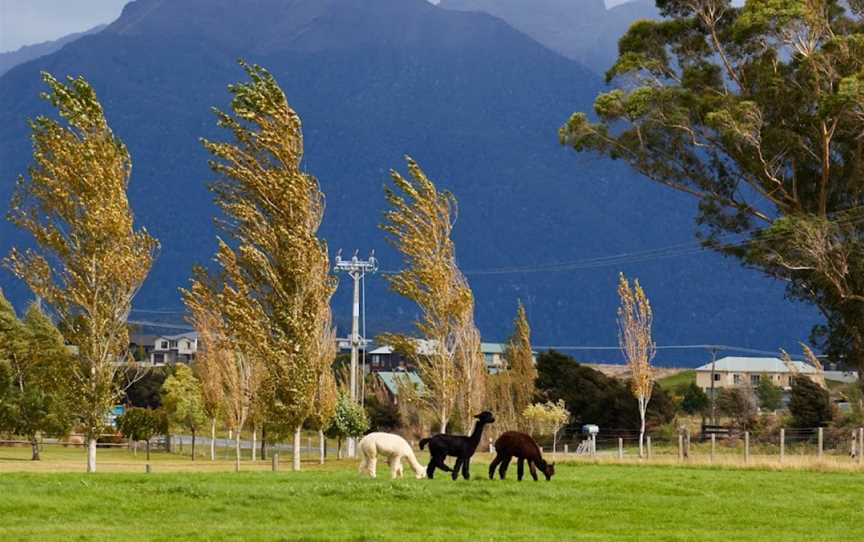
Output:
(439, 0), (659, 74)
(0, 0), (817, 364)
(0, 25), (107, 77)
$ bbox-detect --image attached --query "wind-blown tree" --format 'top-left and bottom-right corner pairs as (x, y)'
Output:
(307, 321), (338, 464)
(187, 284), (225, 461)
(326, 392), (369, 459)
(560, 0), (864, 387)
(381, 158), (485, 433)
(523, 400), (570, 454)
(505, 301), (537, 430)
(162, 364), (207, 460)
(199, 61), (337, 472)
(4, 73), (158, 473)
(183, 277), (259, 472)
(0, 296), (75, 460)
(617, 273), (656, 458)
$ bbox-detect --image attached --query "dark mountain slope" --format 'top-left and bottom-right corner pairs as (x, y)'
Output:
(0, 24), (107, 76)
(439, 0), (659, 74)
(0, 0), (816, 362)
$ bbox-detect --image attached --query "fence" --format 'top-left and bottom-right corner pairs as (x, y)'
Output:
(545, 426), (864, 469)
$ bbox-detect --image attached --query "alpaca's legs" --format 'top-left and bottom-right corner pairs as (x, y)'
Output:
(499, 455), (512, 479)
(434, 455), (452, 472)
(517, 458), (525, 481)
(488, 455), (502, 480)
(369, 455), (378, 478)
(461, 458), (470, 480)
(427, 456), (439, 479)
(528, 460), (538, 481)
(451, 457), (463, 480)
(390, 456), (401, 479)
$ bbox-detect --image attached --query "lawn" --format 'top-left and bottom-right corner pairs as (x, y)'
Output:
(1, 453), (862, 541)
(657, 369), (696, 390)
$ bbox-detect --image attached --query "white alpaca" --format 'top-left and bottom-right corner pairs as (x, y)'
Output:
(358, 432), (426, 479)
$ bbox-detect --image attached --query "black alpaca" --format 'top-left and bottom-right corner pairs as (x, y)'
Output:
(489, 431), (555, 481)
(419, 411), (495, 480)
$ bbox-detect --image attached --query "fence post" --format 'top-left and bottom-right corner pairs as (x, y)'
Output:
(618, 438), (624, 460)
(145, 463), (151, 474)
(564, 444), (569, 455)
(780, 428), (785, 464)
(591, 435), (596, 458)
(647, 436), (652, 459)
(272, 452), (279, 472)
(710, 434), (716, 464)
(818, 427), (824, 459)
(858, 428), (863, 465)
(677, 433), (683, 462)
(744, 432), (750, 465)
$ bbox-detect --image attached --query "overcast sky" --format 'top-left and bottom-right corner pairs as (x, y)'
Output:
(0, 0), (128, 53)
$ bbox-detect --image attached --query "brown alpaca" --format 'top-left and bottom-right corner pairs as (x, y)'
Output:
(489, 431), (555, 481)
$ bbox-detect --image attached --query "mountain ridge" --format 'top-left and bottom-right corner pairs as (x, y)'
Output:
(0, 0), (817, 364)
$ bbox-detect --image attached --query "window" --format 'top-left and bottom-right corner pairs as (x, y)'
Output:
(160, 341), (169, 349)
(733, 374), (741, 385)
(750, 374), (761, 385)
(713, 373), (721, 382)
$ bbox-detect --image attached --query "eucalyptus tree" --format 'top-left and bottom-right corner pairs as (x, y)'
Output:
(561, 0), (864, 384)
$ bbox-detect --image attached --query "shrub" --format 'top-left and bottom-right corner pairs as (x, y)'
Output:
(788, 376), (833, 428)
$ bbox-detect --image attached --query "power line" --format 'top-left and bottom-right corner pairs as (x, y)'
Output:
(534, 343), (805, 357)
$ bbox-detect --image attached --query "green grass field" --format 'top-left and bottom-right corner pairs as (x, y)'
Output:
(657, 369), (696, 390)
(1, 446), (863, 541)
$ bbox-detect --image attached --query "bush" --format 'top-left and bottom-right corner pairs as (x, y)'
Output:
(535, 350), (675, 433)
(716, 388), (757, 429)
(679, 382), (709, 415)
(756, 378), (783, 412)
(788, 376), (833, 428)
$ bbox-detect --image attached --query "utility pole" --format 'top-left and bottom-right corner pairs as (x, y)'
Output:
(334, 250), (378, 458)
(709, 346), (719, 425)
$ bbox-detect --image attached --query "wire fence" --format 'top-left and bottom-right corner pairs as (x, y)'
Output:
(539, 426), (864, 469)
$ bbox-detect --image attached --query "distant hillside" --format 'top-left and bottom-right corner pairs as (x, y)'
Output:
(0, 25), (106, 76)
(439, 0), (658, 73)
(0, 0), (817, 365)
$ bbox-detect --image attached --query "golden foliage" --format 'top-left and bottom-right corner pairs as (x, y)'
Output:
(4, 72), (158, 443)
(196, 61), (336, 433)
(381, 158), (484, 432)
(617, 273), (655, 457)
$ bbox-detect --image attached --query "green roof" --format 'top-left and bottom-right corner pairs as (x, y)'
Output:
(377, 371), (425, 396)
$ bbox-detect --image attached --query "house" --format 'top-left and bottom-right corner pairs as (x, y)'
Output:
(149, 332), (199, 364)
(695, 356), (823, 392)
(129, 334), (159, 363)
(367, 340), (537, 374)
(481, 342), (537, 373)
(373, 370), (425, 405)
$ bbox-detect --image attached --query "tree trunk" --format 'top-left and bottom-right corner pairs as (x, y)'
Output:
(87, 438), (97, 473)
(261, 426), (267, 461)
(252, 428), (257, 462)
(337, 437), (342, 459)
(209, 417), (216, 461)
(293, 425), (302, 471)
(191, 429), (196, 461)
(638, 397), (647, 459)
(234, 430), (241, 472)
(30, 435), (40, 461)
(146, 439), (151, 462)
(319, 429), (325, 465)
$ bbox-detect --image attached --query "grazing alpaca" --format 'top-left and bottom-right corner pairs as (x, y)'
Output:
(358, 432), (426, 479)
(419, 411), (495, 480)
(489, 431), (555, 481)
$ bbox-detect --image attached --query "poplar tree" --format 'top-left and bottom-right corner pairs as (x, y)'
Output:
(381, 158), (485, 433)
(5, 73), (158, 472)
(505, 301), (537, 429)
(187, 281), (225, 461)
(162, 364), (207, 460)
(617, 273), (656, 458)
(199, 61), (336, 472)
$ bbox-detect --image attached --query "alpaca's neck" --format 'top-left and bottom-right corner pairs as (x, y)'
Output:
(468, 421), (487, 447)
